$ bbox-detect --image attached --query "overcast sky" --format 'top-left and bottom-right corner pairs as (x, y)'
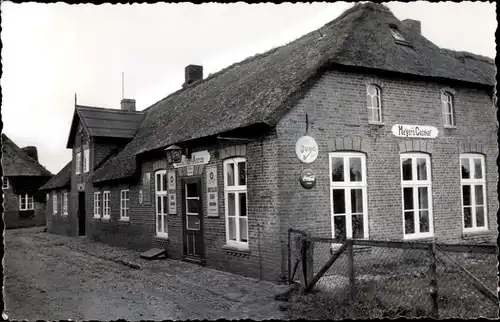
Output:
(1, 1), (496, 174)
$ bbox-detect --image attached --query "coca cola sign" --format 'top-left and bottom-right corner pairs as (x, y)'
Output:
(299, 168), (316, 189)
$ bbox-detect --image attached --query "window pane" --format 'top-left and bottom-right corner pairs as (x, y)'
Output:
(239, 218), (248, 242)
(228, 193), (235, 216)
(418, 187), (428, 209)
(352, 215), (364, 238)
(419, 210), (429, 233)
(156, 174), (161, 191)
(367, 85), (376, 97)
(186, 183), (197, 197)
(463, 207), (472, 228)
(331, 157), (344, 182)
(163, 214), (168, 233)
(474, 185), (484, 206)
(332, 189), (345, 214)
(351, 189), (363, 213)
(187, 215), (199, 230)
(476, 207), (485, 227)
(473, 158), (483, 179)
(404, 211), (415, 234)
(403, 187), (413, 210)
(366, 92), (372, 108)
(187, 199), (200, 214)
(228, 217), (236, 240)
(461, 158), (470, 179)
(157, 196), (161, 213)
(402, 158), (412, 181)
(349, 158), (362, 182)
(462, 185), (471, 206)
(238, 162), (246, 186)
(157, 215), (161, 233)
(334, 216), (346, 240)
(374, 108), (381, 122)
(446, 114), (453, 126)
(416, 158), (427, 181)
(162, 196), (167, 214)
(227, 163), (235, 186)
(162, 174), (167, 192)
(239, 193), (247, 217)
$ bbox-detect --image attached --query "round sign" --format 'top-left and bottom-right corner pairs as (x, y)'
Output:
(299, 168), (316, 189)
(138, 190), (143, 204)
(295, 135), (319, 164)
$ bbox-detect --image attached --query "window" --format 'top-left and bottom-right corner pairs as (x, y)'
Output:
(441, 92), (455, 127)
(120, 190), (130, 220)
(329, 153), (368, 239)
(155, 170), (168, 237)
(93, 192), (101, 218)
(224, 158), (248, 248)
(390, 27), (405, 41)
(103, 191), (111, 220)
(366, 84), (382, 123)
(19, 194), (34, 211)
(83, 149), (90, 173)
(75, 151), (81, 175)
(53, 193), (58, 214)
(401, 153), (433, 239)
(63, 193), (68, 215)
(460, 154), (487, 232)
(2, 177), (9, 189)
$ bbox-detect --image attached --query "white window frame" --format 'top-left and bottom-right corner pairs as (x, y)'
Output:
(53, 193), (58, 214)
(103, 191), (111, 220)
(155, 170), (168, 238)
(223, 158), (248, 249)
(441, 92), (455, 127)
(75, 151), (82, 175)
(63, 193), (68, 215)
(460, 154), (487, 232)
(400, 153), (434, 239)
(83, 148), (90, 173)
(329, 152), (369, 240)
(2, 177), (9, 189)
(19, 194), (34, 211)
(366, 84), (382, 123)
(120, 189), (130, 221)
(93, 192), (101, 218)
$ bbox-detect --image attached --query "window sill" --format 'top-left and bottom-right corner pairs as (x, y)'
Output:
(118, 219), (130, 225)
(222, 244), (251, 256)
(403, 234), (435, 241)
(154, 235), (169, 241)
(462, 229), (493, 239)
(368, 121), (385, 127)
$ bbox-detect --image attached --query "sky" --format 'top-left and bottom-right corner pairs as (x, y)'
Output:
(1, 1), (496, 174)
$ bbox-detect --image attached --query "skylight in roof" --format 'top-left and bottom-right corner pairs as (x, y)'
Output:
(390, 28), (405, 41)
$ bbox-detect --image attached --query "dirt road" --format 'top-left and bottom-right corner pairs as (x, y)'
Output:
(4, 227), (289, 320)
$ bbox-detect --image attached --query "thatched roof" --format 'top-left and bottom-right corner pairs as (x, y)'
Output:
(2, 134), (52, 177)
(66, 105), (145, 148)
(93, 2), (495, 183)
(39, 160), (72, 191)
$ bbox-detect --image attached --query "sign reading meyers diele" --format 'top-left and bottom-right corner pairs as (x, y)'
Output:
(206, 165), (218, 217)
(391, 124), (439, 139)
(173, 150), (211, 168)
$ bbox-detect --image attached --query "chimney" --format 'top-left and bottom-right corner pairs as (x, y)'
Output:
(120, 98), (136, 111)
(184, 65), (203, 87)
(22, 146), (38, 161)
(402, 19), (421, 35)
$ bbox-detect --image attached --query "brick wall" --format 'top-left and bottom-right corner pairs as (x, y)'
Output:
(3, 188), (46, 229)
(276, 69), (498, 252)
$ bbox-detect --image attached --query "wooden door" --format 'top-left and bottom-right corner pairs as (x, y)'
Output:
(181, 177), (205, 264)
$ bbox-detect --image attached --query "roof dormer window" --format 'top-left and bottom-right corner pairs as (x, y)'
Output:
(390, 27), (405, 42)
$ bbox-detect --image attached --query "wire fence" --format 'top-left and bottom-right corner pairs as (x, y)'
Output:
(285, 229), (498, 319)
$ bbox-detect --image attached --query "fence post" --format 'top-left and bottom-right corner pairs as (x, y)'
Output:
(428, 242), (439, 318)
(288, 229), (291, 284)
(299, 232), (314, 292)
(347, 239), (355, 300)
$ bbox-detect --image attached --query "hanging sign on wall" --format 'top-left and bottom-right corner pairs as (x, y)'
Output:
(167, 170), (177, 214)
(299, 168), (317, 189)
(295, 135), (319, 164)
(173, 150), (211, 168)
(206, 165), (219, 217)
(391, 124), (439, 139)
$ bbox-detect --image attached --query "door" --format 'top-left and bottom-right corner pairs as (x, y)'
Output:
(181, 177), (205, 264)
(78, 192), (86, 236)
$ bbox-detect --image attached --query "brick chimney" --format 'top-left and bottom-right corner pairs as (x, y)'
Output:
(402, 19), (421, 35)
(121, 98), (136, 111)
(22, 146), (38, 161)
(184, 65), (203, 87)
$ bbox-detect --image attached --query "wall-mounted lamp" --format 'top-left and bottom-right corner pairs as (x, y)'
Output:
(165, 145), (183, 164)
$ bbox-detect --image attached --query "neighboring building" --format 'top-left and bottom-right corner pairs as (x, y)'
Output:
(46, 3), (497, 282)
(2, 134), (52, 229)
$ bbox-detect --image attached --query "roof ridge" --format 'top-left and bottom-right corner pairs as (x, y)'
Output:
(77, 105), (145, 114)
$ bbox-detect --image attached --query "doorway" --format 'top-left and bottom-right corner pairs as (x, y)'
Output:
(181, 176), (205, 264)
(78, 192), (86, 236)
